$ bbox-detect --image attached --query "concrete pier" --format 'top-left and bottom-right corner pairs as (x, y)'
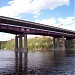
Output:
(66, 38), (75, 50)
(15, 35), (18, 65)
(53, 37), (60, 50)
(15, 35), (18, 50)
(15, 33), (28, 68)
(19, 35), (22, 65)
(15, 34), (28, 51)
(24, 33), (28, 53)
(19, 35), (22, 50)
(57, 37), (60, 50)
(53, 36), (65, 50)
(62, 36), (65, 50)
(53, 37), (55, 49)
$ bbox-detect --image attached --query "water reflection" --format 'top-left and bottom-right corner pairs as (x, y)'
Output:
(15, 52), (27, 75)
(0, 49), (75, 75)
(53, 50), (66, 63)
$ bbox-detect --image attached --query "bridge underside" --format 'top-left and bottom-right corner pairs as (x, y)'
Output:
(0, 23), (75, 39)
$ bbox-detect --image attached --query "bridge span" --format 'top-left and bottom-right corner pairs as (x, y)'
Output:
(0, 16), (75, 50)
(0, 16), (75, 63)
(0, 16), (75, 37)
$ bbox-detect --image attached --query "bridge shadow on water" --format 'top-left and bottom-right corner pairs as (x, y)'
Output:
(0, 49), (75, 75)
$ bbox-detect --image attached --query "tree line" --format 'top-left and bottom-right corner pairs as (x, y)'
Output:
(0, 36), (75, 51)
(0, 36), (53, 51)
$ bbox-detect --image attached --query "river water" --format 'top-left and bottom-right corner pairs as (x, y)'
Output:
(0, 50), (75, 75)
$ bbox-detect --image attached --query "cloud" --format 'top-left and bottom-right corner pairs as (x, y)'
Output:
(0, 0), (70, 18)
(36, 18), (57, 26)
(57, 17), (75, 25)
(57, 17), (75, 30)
(0, 32), (15, 41)
(35, 17), (75, 30)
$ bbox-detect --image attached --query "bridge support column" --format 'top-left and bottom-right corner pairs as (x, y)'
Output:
(73, 39), (75, 49)
(66, 38), (75, 50)
(24, 33), (28, 68)
(53, 37), (60, 50)
(19, 35), (23, 65)
(53, 36), (66, 50)
(19, 35), (22, 49)
(15, 35), (19, 65)
(53, 37), (55, 50)
(62, 36), (65, 50)
(15, 34), (28, 69)
(57, 37), (60, 50)
(15, 35), (18, 50)
(24, 33), (28, 53)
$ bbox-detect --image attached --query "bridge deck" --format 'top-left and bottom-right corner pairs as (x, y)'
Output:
(0, 16), (75, 38)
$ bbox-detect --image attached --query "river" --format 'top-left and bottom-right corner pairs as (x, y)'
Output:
(0, 50), (75, 75)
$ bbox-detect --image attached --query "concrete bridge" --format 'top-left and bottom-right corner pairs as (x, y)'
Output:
(0, 16), (75, 50)
(0, 16), (75, 64)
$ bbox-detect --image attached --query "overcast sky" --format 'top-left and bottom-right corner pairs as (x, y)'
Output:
(0, 0), (75, 41)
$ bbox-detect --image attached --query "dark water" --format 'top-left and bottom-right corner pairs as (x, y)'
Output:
(0, 50), (75, 75)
